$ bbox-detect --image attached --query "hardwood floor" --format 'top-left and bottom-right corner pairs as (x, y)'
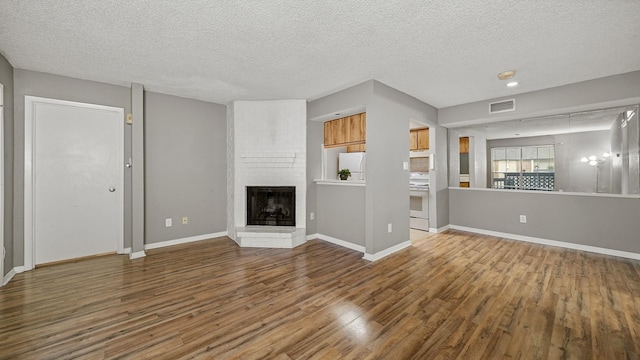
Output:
(1, 230), (639, 359)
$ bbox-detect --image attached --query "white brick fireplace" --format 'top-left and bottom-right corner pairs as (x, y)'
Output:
(227, 100), (307, 248)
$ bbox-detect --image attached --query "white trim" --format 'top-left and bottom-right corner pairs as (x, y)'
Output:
(129, 251), (146, 260)
(363, 240), (412, 262)
(121, 247), (131, 254)
(449, 225), (640, 261)
(0, 83), (4, 283)
(24, 96), (125, 271)
(430, 225), (450, 233)
(2, 268), (15, 286)
(308, 233), (365, 253)
(14, 266), (25, 273)
(144, 232), (227, 250)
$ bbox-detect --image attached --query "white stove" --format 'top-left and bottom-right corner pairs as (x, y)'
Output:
(409, 173), (429, 191)
(409, 172), (429, 231)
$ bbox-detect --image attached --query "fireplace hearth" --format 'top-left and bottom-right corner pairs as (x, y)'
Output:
(246, 186), (295, 226)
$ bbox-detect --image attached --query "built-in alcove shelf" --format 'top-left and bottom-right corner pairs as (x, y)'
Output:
(235, 226), (306, 248)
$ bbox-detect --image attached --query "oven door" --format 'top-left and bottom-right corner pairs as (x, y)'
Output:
(410, 190), (428, 219)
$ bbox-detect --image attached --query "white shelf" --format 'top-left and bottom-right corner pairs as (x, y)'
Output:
(314, 179), (366, 187)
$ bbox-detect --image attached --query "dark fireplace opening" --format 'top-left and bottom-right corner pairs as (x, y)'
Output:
(246, 186), (295, 226)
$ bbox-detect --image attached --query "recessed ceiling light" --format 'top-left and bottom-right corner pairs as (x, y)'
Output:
(507, 81), (519, 87)
(497, 70), (516, 80)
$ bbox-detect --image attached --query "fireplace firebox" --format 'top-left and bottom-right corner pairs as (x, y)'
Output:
(246, 186), (295, 226)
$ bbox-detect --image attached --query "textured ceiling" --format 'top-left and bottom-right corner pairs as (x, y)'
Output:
(1, 1), (639, 108)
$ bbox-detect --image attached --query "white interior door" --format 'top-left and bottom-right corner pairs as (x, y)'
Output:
(25, 96), (123, 267)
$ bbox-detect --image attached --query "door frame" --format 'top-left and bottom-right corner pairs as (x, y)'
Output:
(24, 96), (124, 271)
(0, 83), (4, 282)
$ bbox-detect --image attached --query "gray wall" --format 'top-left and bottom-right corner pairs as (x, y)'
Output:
(439, 71), (640, 128)
(308, 81), (372, 121)
(305, 119), (323, 235)
(431, 125), (449, 229)
(131, 83), (144, 253)
(13, 69), (132, 266)
(442, 71), (640, 257)
(316, 185), (365, 246)
(308, 81), (372, 249)
(308, 80), (441, 255)
(0, 54), (14, 276)
(450, 188), (640, 254)
(144, 92), (227, 244)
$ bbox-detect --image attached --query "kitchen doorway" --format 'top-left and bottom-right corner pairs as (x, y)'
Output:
(409, 120), (430, 238)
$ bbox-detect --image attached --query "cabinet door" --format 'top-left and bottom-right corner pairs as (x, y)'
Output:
(359, 113), (366, 141)
(460, 137), (470, 153)
(324, 121), (333, 146)
(347, 143), (366, 152)
(417, 128), (429, 150)
(346, 114), (360, 143)
(410, 130), (418, 150)
(331, 119), (345, 145)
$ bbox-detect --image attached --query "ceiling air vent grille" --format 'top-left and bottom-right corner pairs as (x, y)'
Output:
(489, 99), (516, 114)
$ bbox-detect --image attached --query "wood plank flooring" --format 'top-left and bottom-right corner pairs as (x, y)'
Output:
(1, 230), (640, 359)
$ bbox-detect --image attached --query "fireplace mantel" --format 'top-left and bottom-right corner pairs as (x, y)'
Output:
(240, 153), (296, 168)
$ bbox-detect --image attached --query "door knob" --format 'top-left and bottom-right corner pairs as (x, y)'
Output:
(109, 187), (116, 192)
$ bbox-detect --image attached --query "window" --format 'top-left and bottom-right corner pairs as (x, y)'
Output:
(491, 145), (555, 191)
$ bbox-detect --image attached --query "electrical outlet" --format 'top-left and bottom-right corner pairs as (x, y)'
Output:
(182, 217), (188, 225)
(388, 223), (393, 233)
(519, 215), (527, 223)
(165, 218), (172, 227)
(310, 212), (314, 220)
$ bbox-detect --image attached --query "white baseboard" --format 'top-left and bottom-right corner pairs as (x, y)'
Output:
(120, 247), (131, 255)
(2, 268), (16, 286)
(14, 266), (25, 273)
(429, 225), (450, 233)
(144, 231), (227, 250)
(449, 225), (640, 261)
(129, 251), (146, 260)
(363, 240), (412, 262)
(308, 233), (365, 253)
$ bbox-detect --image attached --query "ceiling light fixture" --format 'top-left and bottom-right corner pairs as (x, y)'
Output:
(497, 70), (516, 80)
(507, 81), (519, 87)
(581, 154), (610, 166)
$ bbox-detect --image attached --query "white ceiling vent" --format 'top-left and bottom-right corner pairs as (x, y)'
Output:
(489, 99), (516, 114)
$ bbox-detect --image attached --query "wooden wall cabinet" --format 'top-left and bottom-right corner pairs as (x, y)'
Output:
(324, 112), (366, 149)
(409, 128), (429, 150)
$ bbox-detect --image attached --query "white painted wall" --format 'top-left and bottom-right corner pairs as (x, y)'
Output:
(228, 100), (307, 234)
